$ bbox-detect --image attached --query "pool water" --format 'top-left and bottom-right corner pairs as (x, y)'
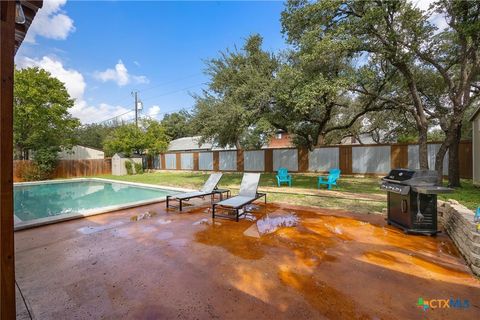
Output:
(14, 180), (176, 222)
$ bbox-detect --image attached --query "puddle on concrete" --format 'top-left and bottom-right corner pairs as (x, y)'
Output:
(168, 238), (189, 248)
(110, 227), (134, 239)
(77, 221), (124, 235)
(131, 211), (157, 221)
(256, 213), (299, 236)
(139, 225), (157, 234)
(157, 231), (174, 240)
(193, 218), (209, 226)
(156, 218), (172, 225)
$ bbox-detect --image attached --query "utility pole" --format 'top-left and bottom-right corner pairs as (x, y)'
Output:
(132, 91), (138, 127)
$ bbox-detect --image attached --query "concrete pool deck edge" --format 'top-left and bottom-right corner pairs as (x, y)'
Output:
(14, 178), (195, 231)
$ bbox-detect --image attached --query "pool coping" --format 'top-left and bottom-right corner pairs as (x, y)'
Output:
(14, 178), (195, 231)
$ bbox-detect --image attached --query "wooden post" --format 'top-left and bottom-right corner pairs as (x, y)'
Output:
(236, 150), (244, 172)
(0, 2), (16, 318)
(213, 151), (219, 172)
(391, 144), (408, 169)
(459, 141), (473, 179)
(193, 152), (199, 171)
(339, 146), (352, 174)
(176, 153), (181, 170)
(264, 149), (273, 173)
(160, 154), (166, 170)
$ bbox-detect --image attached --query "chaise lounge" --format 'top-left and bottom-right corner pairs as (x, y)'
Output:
(212, 173), (266, 222)
(166, 173), (224, 211)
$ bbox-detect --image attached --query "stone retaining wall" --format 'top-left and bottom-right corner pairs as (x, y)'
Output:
(438, 200), (480, 276)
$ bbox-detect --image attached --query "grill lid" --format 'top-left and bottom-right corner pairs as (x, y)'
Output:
(382, 169), (439, 186)
(380, 182), (410, 195)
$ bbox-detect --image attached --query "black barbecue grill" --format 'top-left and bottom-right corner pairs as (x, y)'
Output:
(380, 169), (453, 235)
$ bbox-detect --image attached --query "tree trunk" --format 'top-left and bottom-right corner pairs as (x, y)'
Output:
(418, 126), (429, 170)
(447, 125), (462, 188)
(434, 143), (447, 185)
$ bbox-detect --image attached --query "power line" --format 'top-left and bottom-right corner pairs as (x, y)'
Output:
(140, 82), (206, 103)
(94, 83), (205, 124)
(96, 110), (134, 124)
(101, 73), (203, 107)
(137, 73), (203, 94)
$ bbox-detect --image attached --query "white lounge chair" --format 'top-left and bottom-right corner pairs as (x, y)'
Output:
(166, 173), (224, 211)
(212, 173), (266, 222)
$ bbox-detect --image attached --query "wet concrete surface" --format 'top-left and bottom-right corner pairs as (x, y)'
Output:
(15, 200), (480, 319)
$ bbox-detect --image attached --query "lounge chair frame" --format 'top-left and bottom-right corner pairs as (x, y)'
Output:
(166, 189), (230, 211)
(166, 173), (224, 211)
(212, 192), (267, 222)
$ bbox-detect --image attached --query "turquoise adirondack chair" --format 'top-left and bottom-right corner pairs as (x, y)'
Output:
(318, 168), (341, 190)
(276, 167), (292, 187)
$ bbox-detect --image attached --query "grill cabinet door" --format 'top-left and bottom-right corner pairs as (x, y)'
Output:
(388, 192), (410, 228)
(410, 192), (437, 231)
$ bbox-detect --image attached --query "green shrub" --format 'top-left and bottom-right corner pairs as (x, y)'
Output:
(21, 147), (59, 181)
(134, 161), (144, 174)
(21, 164), (42, 181)
(125, 161), (133, 175)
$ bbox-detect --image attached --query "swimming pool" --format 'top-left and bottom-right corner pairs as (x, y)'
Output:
(14, 179), (180, 229)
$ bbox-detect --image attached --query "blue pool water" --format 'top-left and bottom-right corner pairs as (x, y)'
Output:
(14, 180), (176, 222)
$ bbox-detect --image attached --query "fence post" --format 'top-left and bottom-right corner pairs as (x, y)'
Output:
(264, 149), (273, 173)
(176, 153), (181, 170)
(237, 150), (244, 172)
(160, 154), (166, 170)
(391, 144), (408, 169)
(339, 146), (352, 174)
(213, 151), (219, 172)
(193, 152), (199, 171)
(459, 141), (473, 179)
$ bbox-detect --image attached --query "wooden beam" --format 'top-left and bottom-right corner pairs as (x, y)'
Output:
(236, 150), (244, 172)
(264, 149), (273, 173)
(212, 151), (219, 172)
(0, 1), (16, 318)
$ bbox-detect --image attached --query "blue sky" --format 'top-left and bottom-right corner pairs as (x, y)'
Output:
(16, 0), (286, 124)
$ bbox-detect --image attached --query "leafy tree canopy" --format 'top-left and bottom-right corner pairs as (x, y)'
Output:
(14, 67), (80, 160)
(74, 123), (118, 150)
(160, 110), (194, 140)
(103, 120), (169, 157)
(191, 34), (278, 149)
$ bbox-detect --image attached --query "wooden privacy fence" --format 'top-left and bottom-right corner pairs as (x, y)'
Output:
(153, 141), (473, 179)
(13, 159), (112, 182)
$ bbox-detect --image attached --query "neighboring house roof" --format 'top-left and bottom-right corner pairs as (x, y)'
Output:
(469, 105), (480, 121)
(168, 136), (213, 151)
(77, 145), (104, 152)
(168, 136), (237, 151)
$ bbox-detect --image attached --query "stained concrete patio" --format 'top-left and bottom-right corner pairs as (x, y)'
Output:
(15, 200), (480, 319)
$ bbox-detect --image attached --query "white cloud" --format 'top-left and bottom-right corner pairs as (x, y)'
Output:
(133, 61), (141, 67)
(16, 55), (85, 100)
(147, 105), (161, 118)
(25, 0), (75, 43)
(71, 101), (131, 124)
(94, 60), (149, 86)
(16, 55), (130, 124)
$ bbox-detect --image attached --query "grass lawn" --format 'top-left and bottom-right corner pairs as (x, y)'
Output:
(97, 171), (479, 212)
